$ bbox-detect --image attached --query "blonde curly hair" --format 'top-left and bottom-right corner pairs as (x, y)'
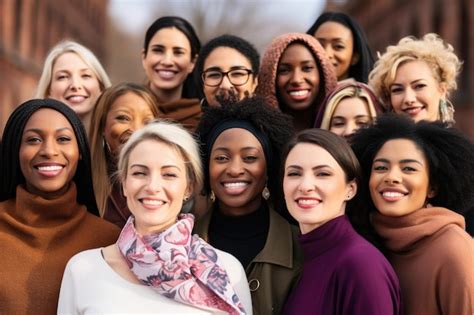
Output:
(368, 33), (461, 123)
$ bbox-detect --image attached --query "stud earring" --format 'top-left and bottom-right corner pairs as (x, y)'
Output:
(262, 186), (270, 200)
(183, 196), (189, 202)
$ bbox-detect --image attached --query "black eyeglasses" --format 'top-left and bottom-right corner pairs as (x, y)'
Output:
(202, 69), (253, 87)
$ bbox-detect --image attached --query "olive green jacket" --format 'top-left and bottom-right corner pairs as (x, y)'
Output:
(194, 206), (303, 315)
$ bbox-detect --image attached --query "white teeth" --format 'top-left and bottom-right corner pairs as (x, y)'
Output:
(224, 182), (247, 188)
(382, 191), (405, 198)
(37, 165), (63, 171)
(67, 96), (86, 102)
(158, 70), (175, 78)
(289, 90), (309, 96)
(142, 199), (164, 206)
(297, 199), (319, 205)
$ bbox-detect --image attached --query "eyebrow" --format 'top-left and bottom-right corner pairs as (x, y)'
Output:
(373, 158), (423, 165)
(213, 146), (261, 152)
(150, 44), (187, 50)
(391, 79), (426, 86)
(286, 164), (332, 170)
(130, 164), (182, 171)
(204, 65), (249, 72)
(23, 127), (73, 134)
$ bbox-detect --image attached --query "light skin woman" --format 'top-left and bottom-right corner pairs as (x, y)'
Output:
(314, 82), (383, 140)
(142, 16), (200, 104)
(35, 40), (112, 134)
(351, 114), (474, 314)
(307, 12), (375, 83)
(369, 33), (461, 125)
(89, 83), (160, 223)
(58, 121), (252, 314)
(195, 35), (260, 107)
(281, 129), (401, 315)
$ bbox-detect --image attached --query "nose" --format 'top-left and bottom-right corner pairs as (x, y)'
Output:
(130, 119), (145, 133)
(69, 75), (83, 91)
(290, 68), (304, 85)
(403, 87), (416, 104)
(383, 167), (402, 184)
(161, 50), (173, 65)
(219, 74), (233, 89)
(227, 158), (244, 176)
(342, 121), (357, 139)
(297, 174), (315, 193)
(39, 138), (59, 157)
(324, 45), (335, 60)
(145, 173), (162, 193)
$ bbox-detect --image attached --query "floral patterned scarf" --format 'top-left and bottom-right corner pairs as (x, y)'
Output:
(117, 214), (246, 314)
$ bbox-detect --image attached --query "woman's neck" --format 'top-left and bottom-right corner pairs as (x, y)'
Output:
(217, 196), (262, 217)
(150, 84), (183, 105)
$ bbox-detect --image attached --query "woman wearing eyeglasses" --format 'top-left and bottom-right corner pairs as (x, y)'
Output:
(194, 35), (260, 107)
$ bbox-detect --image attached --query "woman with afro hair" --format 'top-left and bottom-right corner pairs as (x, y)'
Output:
(350, 114), (474, 315)
(194, 96), (303, 315)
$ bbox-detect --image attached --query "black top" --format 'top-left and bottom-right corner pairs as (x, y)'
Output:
(209, 203), (270, 268)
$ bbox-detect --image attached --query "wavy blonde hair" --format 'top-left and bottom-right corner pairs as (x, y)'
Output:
(35, 40), (111, 98)
(369, 33), (461, 122)
(89, 83), (161, 216)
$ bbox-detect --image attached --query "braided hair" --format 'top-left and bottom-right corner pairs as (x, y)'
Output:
(0, 99), (99, 216)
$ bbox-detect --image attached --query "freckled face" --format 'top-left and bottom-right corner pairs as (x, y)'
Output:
(103, 92), (156, 157)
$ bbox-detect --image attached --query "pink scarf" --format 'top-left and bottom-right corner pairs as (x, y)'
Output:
(117, 214), (246, 314)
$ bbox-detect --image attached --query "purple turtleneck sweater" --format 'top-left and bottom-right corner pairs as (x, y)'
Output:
(283, 215), (401, 315)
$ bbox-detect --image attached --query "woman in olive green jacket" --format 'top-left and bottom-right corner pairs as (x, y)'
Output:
(194, 97), (303, 314)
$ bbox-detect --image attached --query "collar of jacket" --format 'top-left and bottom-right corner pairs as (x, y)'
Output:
(194, 205), (295, 269)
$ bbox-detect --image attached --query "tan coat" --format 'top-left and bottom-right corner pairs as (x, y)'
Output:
(194, 207), (303, 315)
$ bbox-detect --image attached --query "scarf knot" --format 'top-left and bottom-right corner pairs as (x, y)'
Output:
(117, 214), (246, 314)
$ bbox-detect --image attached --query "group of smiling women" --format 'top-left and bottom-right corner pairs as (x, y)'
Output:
(0, 11), (473, 315)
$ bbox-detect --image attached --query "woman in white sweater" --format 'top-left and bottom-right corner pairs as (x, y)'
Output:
(58, 121), (252, 314)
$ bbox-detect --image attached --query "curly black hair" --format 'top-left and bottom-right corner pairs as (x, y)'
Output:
(194, 34), (260, 100)
(196, 96), (294, 213)
(349, 113), (474, 240)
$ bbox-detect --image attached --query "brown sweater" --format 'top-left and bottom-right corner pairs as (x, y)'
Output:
(158, 97), (202, 133)
(0, 183), (120, 314)
(372, 207), (474, 315)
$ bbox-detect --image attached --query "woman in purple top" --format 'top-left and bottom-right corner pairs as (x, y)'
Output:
(281, 128), (401, 315)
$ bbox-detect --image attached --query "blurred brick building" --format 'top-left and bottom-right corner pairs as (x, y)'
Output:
(326, 0), (474, 138)
(0, 0), (108, 135)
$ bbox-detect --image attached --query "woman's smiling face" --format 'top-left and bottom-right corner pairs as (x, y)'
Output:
(369, 139), (434, 217)
(276, 43), (320, 112)
(19, 108), (79, 199)
(209, 128), (267, 216)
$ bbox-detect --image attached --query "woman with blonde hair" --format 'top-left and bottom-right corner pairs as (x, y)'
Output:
(59, 121), (252, 314)
(35, 40), (112, 133)
(314, 82), (384, 140)
(369, 33), (461, 125)
(89, 82), (160, 226)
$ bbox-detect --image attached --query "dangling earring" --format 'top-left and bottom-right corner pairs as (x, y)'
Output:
(439, 98), (455, 123)
(262, 186), (270, 200)
(210, 191), (216, 203)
